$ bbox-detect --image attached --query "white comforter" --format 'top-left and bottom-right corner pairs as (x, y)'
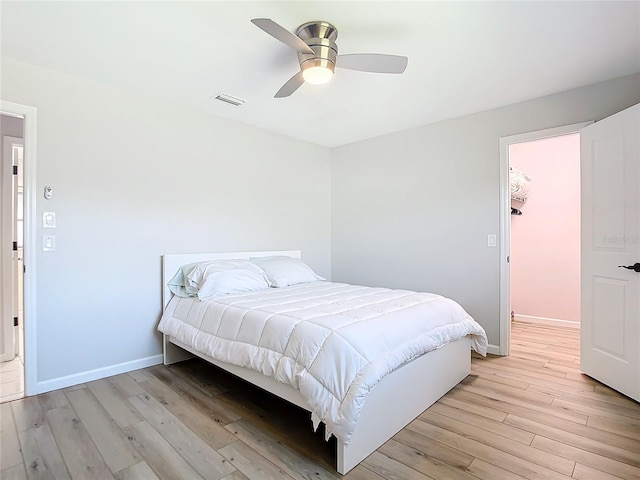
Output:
(157, 281), (487, 444)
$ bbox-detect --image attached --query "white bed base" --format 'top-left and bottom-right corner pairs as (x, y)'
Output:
(161, 251), (471, 475)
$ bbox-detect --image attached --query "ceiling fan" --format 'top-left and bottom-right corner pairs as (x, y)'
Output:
(251, 18), (409, 98)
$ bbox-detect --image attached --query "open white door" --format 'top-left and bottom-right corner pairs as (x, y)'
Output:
(1, 136), (20, 362)
(581, 104), (639, 402)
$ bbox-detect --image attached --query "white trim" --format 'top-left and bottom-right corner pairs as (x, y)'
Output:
(0, 101), (37, 395)
(35, 354), (163, 394)
(486, 344), (500, 356)
(498, 121), (591, 356)
(514, 314), (580, 329)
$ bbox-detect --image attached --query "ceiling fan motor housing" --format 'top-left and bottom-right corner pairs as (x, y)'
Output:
(296, 21), (338, 75)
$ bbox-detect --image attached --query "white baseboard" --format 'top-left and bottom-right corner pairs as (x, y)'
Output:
(33, 354), (163, 395)
(514, 314), (580, 329)
(486, 344), (501, 356)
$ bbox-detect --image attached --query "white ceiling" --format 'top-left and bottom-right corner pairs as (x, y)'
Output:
(2, 1), (639, 148)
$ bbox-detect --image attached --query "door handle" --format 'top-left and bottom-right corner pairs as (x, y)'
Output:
(618, 263), (640, 272)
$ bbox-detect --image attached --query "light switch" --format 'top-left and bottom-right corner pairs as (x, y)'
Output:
(487, 234), (497, 247)
(43, 212), (56, 228)
(43, 235), (56, 252)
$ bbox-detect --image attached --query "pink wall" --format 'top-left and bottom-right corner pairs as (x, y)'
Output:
(510, 133), (580, 324)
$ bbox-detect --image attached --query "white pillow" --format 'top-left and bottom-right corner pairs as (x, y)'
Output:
(185, 259), (259, 291)
(197, 266), (270, 300)
(250, 256), (324, 287)
(167, 262), (203, 297)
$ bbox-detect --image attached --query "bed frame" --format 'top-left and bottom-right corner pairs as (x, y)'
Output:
(161, 251), (471, 475)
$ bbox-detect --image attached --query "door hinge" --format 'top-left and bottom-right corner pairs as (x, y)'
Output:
(13, 317), (18, 327)
(12, 165), (18, 175)
(12, 241), (18, 251)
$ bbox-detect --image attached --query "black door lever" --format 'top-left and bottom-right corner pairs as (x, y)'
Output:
(618, 263), (640, 272)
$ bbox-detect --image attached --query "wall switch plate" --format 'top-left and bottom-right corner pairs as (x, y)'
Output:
(488, 234), (497, 247)
(43, 235), (56, 252)
(43, 212), (56, 228)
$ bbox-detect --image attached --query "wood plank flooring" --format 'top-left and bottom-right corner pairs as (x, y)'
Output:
(1, 322), (639, 479)
(0, 354), (24, 404)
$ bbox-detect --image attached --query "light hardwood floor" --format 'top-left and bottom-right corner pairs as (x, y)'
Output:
(1, 321), (25, 403)
(0, 354), (24, 404)
(1, 322), (639, 479)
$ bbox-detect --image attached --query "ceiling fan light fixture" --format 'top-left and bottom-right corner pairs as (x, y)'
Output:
(300, 54), (336, 85)
(302, 65), (334, 85)
(251, 18), (408, 98)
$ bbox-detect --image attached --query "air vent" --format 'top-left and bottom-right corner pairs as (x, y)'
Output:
(212, 93), (246, 107)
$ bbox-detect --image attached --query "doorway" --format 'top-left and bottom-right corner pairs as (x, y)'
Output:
(509, 134), (581, 330)
(498, 122), (592, 355)
(1, 115), (25, 402)
(1, 101), (36, 399)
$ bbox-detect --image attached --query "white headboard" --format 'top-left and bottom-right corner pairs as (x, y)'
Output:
(161, 250), (301, 309)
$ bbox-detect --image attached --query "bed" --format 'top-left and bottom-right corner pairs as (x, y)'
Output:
(158, 251), (487, 474)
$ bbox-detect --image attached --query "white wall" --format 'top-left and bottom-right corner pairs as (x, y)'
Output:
(2, 55), (639, 389)
(331, 74), (640, 348)
(1, 58), (332, 391)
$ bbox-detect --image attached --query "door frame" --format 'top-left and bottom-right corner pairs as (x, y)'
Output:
(498, 121), (592, 355)
(1, 101), (37, 395)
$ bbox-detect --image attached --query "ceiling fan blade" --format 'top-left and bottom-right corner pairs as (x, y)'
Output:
(251, 18), (314, 54)
(274, 71), (305, 98)
(336, 54), (408, 74)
